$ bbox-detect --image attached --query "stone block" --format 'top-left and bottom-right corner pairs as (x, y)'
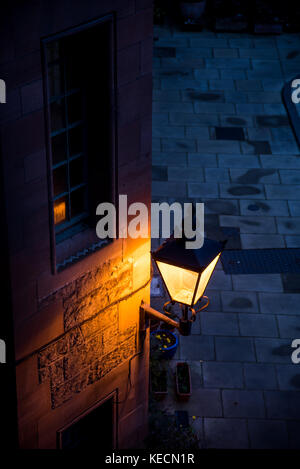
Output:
(276, 365), (300, 391)
(180, 335), (215, 361)
(265, 391), (300, 419)
(221, 291), (259, 313)
(240, 199), (288, 216)
(240, 234), (285, 249)
(215, 337), (256, 362)
(218, 154), (260, 168)
(239, 313), (278, 337)
(248, 420), (289, 449)
(204, 418), (249, 449)
(259, 293), (300, 315)
(200, 312), (239, 336)
(220, 214), (276, 233)
(255, 338), (294, 364)
(277, 315), (300, 339)
(188, 182), (219, 198)
(202, 361), (243, 388)
(244, 363), (277, 390)
(232, 274), (283, 293)
(222, 389), (265, 418)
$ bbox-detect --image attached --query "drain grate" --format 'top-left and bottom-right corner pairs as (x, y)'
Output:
(221, 248), (300, 275)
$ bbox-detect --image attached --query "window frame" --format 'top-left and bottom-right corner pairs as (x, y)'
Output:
(56, 390), (118, 449)
(42, 14), (118, 274)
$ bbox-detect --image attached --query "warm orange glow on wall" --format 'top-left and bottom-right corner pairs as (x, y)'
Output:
(54, 200), (66, 225)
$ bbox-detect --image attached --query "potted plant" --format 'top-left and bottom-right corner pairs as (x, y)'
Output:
(254, 0), (283, 34)
(210, 0), (249, 32)
(150, 360), (168, 400)
(179, 0), (207, 25)
(145, 400), (199, 450)
(150, 329), (179, 360)
(175, 362), (192, 401)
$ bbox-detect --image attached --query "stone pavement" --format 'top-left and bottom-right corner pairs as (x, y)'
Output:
(151, 25), (300, 449)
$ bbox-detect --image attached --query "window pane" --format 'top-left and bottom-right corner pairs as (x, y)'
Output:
(50, 98), (66, 133)
(53, 164), (68, 197)
(65, 57), (81, 91)
(46, 41), (60, 64)
(54, 196), (68, 225)
(70, 156), (84, 188)
(51, 132), (67, 165)
(69, 125), (83, 156)
(48, 63), (64, 98)
(70, 186), (86, 218)
(67, 92), (82, 125)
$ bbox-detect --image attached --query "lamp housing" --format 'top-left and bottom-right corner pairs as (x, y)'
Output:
(152, 237), (225, 308)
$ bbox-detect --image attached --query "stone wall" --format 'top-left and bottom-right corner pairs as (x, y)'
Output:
(37, 257), (138, 409)
(0, 0), (152, 449)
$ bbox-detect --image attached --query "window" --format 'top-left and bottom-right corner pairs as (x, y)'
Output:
(57, 394), (116, 449)
(43, 16), (116, 271)
(47, 41), (88, 234)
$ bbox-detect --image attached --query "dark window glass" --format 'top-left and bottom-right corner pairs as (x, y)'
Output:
(71, 186), (86, 218)
(69, 125), (83, 156)
(51, 132), (67, 165)
(70, 156), (84, 188)
(44, 18), (114, 251)
(50, 98), (66, 133)
(53, 164), (68, 197)
(67, 92), (82, 125)
(48, 62), (64, 98)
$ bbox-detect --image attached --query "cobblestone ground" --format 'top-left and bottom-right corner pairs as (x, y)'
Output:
(151, 25), (300, 449)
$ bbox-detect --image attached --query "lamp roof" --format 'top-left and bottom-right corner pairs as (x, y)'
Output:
(152, 236), (225, 273)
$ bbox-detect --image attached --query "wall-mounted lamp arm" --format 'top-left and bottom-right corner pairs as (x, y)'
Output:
(140, 301), (180, 330)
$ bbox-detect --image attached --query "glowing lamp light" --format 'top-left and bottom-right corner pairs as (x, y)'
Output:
(54, 200), (66, 225)
(140, 236), (226, 336)
(152, 237), (224, 308)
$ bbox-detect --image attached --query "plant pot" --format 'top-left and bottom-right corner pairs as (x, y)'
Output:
(180, 1), (207, 25)
(151, 330), (179, 360)
(151, 368), (168, 400)
(175, 362), (192, 401)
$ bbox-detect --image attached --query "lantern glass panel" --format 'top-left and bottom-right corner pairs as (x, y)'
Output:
(156, 261), (198, 306)
(193, 253), (220, 305)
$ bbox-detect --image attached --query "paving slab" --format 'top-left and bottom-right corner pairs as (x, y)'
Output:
(248, 420), (289, 449)
(244, 363), (277, 390)
(240, 234), (285, 249)
(180, 335), (215, 361)
(277, 315), (300, 338)
(232, 274), (283, 292)
(265, 391), (300, 419)
(221, 290), (259, 313)
(259, 293), (300, 315)
(204, 418), (249, 449)
(239, 199), (289, 216)
(276, 364), (300, 390)
(215, 337), (256, 362)
(222, 389), (265, 418)
(152, 24), (300, 449)
(202, 361), (244, 389)
(200, 312), (239, 336)
(238, 313), (278, 338)
(255, 338), (294, 364)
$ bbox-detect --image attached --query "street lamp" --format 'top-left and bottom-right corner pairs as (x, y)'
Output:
(141, 236), (226, 336)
